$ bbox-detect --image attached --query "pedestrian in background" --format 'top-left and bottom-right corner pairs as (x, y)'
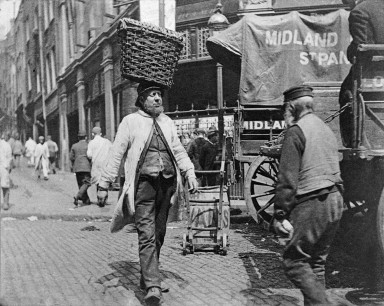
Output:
(187, 128), (207, 171)
(7, 132), (15, 153)
(70, 130), (92, 206)
(97, 81), (198, 305)
(187, 128), (208, 186)
(34, 136), (50, 180)
(46, 135), (59, 174)
(12, 134), (24, 168)
(199, 126), (219, 186)
(0, 133), (13, 210)
(87, 126), (112, 207)
(25, 136), (37, 167)
(273, 85), (344, 305)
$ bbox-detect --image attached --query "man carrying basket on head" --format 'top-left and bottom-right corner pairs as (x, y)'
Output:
(97, 81), (198, 305)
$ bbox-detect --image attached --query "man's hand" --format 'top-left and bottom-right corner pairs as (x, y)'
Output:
(273, 219), (293, 238)
(97, 190), (108, 207)
(187, 177), (199, 194)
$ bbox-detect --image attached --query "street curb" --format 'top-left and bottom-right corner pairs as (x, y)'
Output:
(0, 213), (111, 222)
(1, 212), (255, 224)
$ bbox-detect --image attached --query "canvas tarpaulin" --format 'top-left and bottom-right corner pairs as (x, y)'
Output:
(206, 9), (351, 105)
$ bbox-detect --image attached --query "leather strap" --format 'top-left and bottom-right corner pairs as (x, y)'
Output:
(153, 118), (178, 167)
(134, 123), (155, 195)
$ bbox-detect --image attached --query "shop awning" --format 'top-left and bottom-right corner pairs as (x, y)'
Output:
(207, 9), (351, 105)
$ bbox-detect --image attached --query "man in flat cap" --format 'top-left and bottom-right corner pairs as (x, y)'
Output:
(46, 135), (59, 174)
(70, 131), (92, 206)
(273, 85), (344, 305)
(87, 127), (112, 207)
(97, 81), (198, 305)
(187, 128), (208, 185)
(200, 126), (219, 186)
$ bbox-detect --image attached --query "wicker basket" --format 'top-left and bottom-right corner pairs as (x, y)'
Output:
(118, 18), (184, 88)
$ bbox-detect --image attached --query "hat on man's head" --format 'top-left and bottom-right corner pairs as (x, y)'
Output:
(78, 130), (86, 137)
(38, 136), (44, 140)
(207, 126), (219, 137)
(135, 81), (165, 107)
(194, 128), (206, 135)
(283, 85), (314, 102)
(92, 127), (101, 134)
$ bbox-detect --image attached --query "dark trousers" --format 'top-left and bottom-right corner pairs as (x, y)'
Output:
(134, 174), (175, 290)
(75, 172), (91, 202)
(339, 71), (354, 148)
(283, 191), (344, 306)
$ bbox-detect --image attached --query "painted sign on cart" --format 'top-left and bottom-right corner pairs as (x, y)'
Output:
(207, 9), (351, 105)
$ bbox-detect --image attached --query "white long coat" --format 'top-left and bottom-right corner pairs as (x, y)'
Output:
(99, 110), (196, 233)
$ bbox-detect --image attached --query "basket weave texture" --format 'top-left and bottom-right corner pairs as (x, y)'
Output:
(118, 18), (184, 88)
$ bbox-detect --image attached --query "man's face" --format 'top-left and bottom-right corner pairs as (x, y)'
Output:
(142, 89), (164, 117)
(211, 133), (219, 144)
(283, 103), (295, 127)
(39, 138), (44, 144)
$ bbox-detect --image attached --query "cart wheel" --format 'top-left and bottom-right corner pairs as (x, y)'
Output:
(182, 234), (187, 256)
(244, 156), (279, 224)
(377, 187), (384, 270)
(220, 249), (227, 256)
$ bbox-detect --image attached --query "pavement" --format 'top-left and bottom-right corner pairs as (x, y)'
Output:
(1, 158), (384, 306)
(0, 158), (252, 223)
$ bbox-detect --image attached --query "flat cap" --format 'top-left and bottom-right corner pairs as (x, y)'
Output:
(78, 130), (86, 137)
(194, 128), (206, 135)
(38, 136), (44, 140)
(283, 85), (314, 102)
(207, 126), (219, 137)
(92, 127), (101, 134)
(135, 81), (165, 107)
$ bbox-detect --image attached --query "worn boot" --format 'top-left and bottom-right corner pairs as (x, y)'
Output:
(2, 188), (10, 210)
(144, 287), (162, 305)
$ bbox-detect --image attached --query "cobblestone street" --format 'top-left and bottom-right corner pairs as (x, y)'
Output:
(1, 161), (384, 306)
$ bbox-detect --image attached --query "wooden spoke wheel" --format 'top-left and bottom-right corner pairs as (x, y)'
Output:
(377, 188), (384, 263)
(244, 156), (279, 224)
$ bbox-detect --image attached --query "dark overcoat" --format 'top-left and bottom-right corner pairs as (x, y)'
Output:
(70, 140), (91, 172)
(347, 0), (384, 61)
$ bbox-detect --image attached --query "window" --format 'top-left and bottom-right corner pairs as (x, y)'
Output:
(45, 54), (51, 93)
(36, 67), (41, 93)
(25, 17), (30, 41)
(44, 0), (49, 29)
(27, 64), (32, 91)
(50, 49), (56, 88)
(49, 0), (54, 21)
(34, 7), (38, 29)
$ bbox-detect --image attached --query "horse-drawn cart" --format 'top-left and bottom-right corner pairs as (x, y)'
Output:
(206, 10), (384, 287)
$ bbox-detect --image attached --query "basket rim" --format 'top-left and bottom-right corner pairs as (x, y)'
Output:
(118, 18), (183, 42)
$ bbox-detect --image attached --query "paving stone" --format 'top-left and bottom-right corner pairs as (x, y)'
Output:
(0, 161), (380, 306)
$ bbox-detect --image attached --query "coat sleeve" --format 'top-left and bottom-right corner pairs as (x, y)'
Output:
(69, 145), (75, 163)
(98, 118), (131, 189)
(274, 126), (305, 220)
(347, 5), (371, 61)
(170, 121), (196, 179)
(86, 140), (93, 159)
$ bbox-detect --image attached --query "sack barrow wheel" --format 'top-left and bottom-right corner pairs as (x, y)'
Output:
(219, 233), (228, 256)
(182, 233), (188, 256)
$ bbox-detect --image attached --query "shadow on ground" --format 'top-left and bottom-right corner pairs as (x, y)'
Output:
(94, 260), (188, 305)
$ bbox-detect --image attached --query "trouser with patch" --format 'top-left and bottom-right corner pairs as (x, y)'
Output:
(283, 191), (344, 306)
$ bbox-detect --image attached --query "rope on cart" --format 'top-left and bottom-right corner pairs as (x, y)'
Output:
(323, 102), (351, 123)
